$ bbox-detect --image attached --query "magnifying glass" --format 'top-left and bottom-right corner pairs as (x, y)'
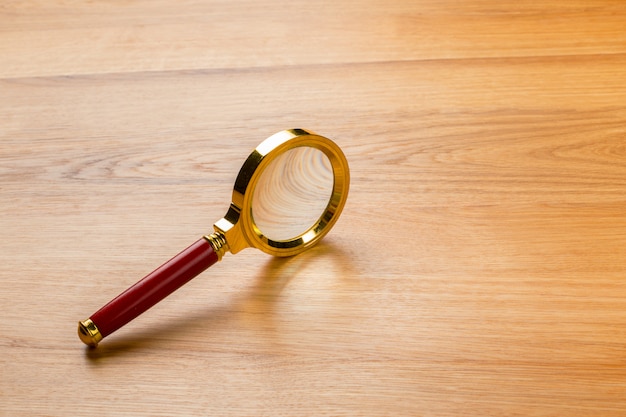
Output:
(78, 129), (350, 347)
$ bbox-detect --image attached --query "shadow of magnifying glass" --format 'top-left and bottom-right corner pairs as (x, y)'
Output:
(237, 240), (357, 348)
(246, 240), (356, 306)
(84, 240), (354, 361)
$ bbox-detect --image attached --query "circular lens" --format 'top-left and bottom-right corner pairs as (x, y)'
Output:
(251, 146), (334, 241)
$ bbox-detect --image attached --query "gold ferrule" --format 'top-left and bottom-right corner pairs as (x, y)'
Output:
(203, 231), (229, 261)
(78, 318), (103, 347)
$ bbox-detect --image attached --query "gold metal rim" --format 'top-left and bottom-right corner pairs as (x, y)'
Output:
(214, 128), (350, 257)
(78, 318), (103, 347)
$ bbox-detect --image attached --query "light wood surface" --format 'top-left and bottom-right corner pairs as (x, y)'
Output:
(2, 1), (626, 415)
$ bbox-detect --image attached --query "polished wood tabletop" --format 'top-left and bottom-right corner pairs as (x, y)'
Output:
(2, 1), (626, 415)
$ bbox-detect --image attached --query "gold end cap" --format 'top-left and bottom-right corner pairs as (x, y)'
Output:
(78, 319), (102, 347)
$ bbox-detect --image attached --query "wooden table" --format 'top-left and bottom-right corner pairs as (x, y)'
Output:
(2, 2), (626, 415)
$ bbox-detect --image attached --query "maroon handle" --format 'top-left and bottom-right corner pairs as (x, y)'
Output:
(88, 238), (218, 340)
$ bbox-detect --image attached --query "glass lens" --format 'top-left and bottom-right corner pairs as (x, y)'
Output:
(251, 147), (334, 241)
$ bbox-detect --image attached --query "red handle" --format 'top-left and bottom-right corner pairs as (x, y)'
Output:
(81, 238), (218, 345)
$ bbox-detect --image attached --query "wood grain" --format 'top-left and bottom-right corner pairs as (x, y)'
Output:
(2, 1), (626, 416)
